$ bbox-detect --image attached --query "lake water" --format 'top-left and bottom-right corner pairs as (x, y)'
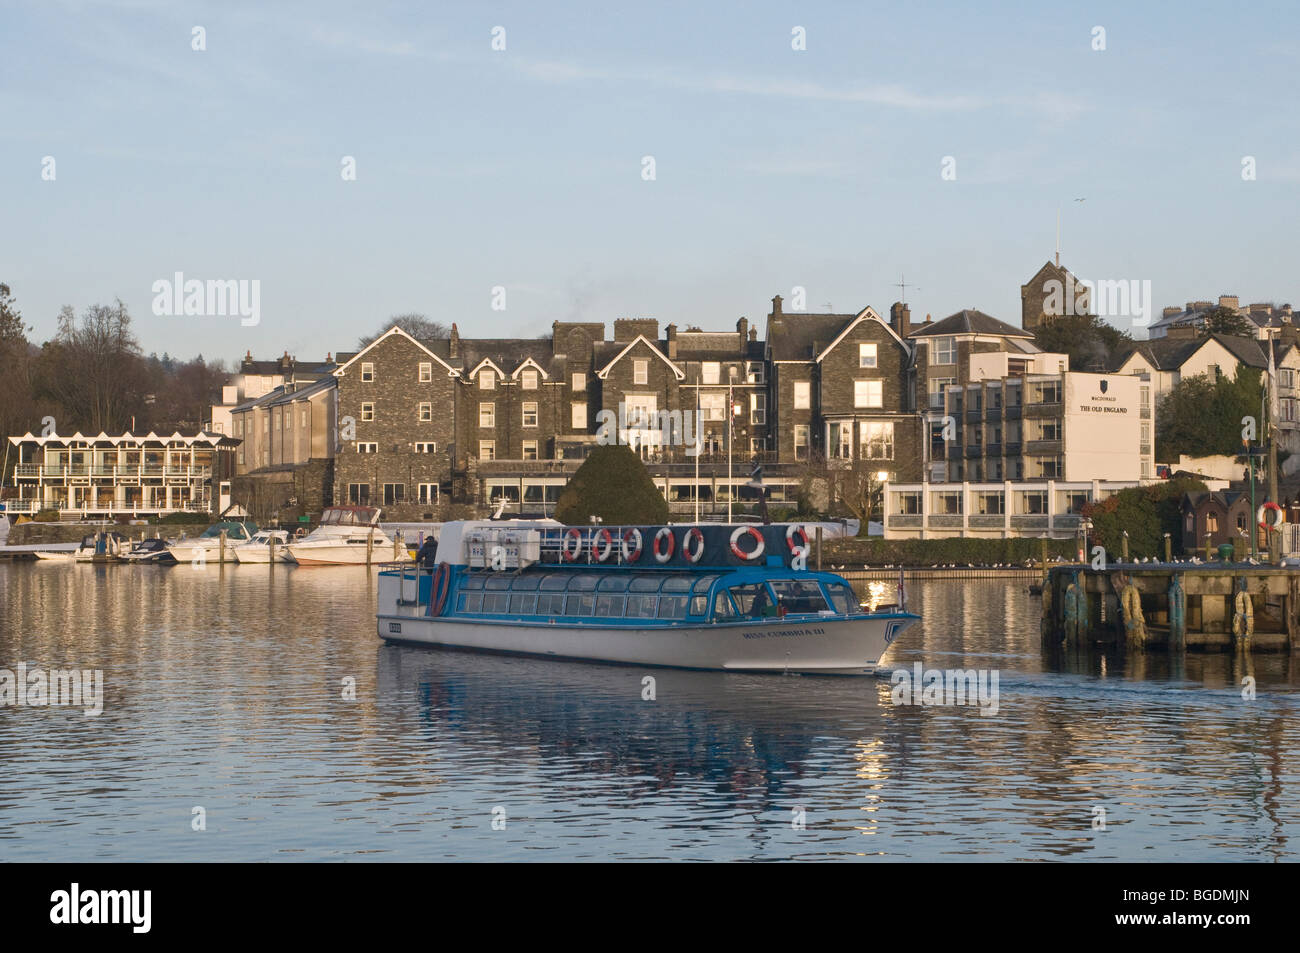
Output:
(1, 562), (1297, 861)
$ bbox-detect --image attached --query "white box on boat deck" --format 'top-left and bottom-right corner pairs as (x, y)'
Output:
(466, 529), (541, 568)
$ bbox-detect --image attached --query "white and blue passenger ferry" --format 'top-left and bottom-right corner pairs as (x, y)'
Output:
(376, 521), (919, 675)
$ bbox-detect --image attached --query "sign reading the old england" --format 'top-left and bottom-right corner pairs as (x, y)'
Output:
(1080, 378), (1128, 413)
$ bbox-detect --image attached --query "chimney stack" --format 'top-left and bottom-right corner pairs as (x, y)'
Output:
(771, 294), (783, 316)
(889, 302), (911, 338)
(736, 316), (748, 351)
(665, 323), (678, 360)
(449, 323), (460, 360)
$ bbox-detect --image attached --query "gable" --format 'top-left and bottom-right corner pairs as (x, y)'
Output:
(333, 326), (459, 378)
(595, 334), (685, 380)
(814, 307), (905, 362)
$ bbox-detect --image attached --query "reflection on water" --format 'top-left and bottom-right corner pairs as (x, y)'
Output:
(0, 564), (1296, 861)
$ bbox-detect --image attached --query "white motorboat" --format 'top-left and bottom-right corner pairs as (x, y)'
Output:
(43, 531), (130, 563)
(165, 520), (257, 564)
(233, 529), (293, 563)
(376, 521), (920, 675)
(286, 505), (412, 566)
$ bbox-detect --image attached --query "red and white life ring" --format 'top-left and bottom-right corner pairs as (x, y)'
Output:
(561, 528), (584, 562)
(592, 528), (615, 562)
(428, 561), (451, 617)
(730, 525), (765, 561)
(1258, 502), (1285, 531)
(621, 528), (643, 562)
(653, 527), (675, 563)
(785, 524), (809, 554)
(682, 527), (705, 564)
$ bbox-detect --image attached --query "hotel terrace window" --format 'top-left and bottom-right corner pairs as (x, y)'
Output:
(361, 362), (375, 382)
(1022, 491), (1048, 514)
(571, 402), (587, 429)
(931, 337), (956, 365)
(750, 393), (766, 425)
(522, 402), (538, 427)
(572, 372), (586, 391)
(522, 440), (538, 460)
(418, 484), (438, 504)
(701, 362), (721, 385)
(1035, 381), (1062, 404)
(383, 483), (405, 506)
(793, 381), (811, 409)
(896, 492), (921, 515)
(479, 402), (495, 428)
(859, 343), (877, 368)
(361, 402), (375, 422)
(418, 402), (433, 421)
(419, 362), (432, 382)
(831, 422), (852, 459)
(633, 359), (649, 385)
(415, 442), (438, 453)
(348, 483), (371, 504)
(854, 380), (883, 409)
(699, 393), (726, 421)
(859, 422), (894, 460)
(794, 425), (810, 460)
(932, 492), (961, 515)
(357, 442), (378, 453)
(978, 493), (1005, 515)
(521, 369), (539, 390)
(746, 361), (765, 384)
(479, 369), (495, 389)
(479, 440), (496, 461)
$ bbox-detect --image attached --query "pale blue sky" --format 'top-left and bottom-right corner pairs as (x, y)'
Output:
(3, 0), (1298, 363)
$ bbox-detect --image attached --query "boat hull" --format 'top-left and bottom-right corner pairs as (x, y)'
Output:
(288, 543), (411, 565)
(376, 610), (917, 676)
(233, 546), (293, 564)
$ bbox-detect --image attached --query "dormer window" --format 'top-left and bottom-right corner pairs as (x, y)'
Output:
(479, 369), (495, 389)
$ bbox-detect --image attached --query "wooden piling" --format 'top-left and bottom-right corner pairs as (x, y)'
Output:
(815, 527), (823, 572)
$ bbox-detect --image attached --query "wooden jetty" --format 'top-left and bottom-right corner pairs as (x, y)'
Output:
(1042, 562), (1300, 653)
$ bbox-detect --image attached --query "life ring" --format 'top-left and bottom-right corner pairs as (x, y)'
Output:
(785, 524), (809, 554)
(592, 528), (615, 563)
(429, 561), (451, 617)
(653, 527), (675, 563)
(1258, 502), (1284, 531)
(730, 525), (765, 561)
(621, 528), (643, 562)
(682, 527), (705, 564)
(561, 528), (584, 562)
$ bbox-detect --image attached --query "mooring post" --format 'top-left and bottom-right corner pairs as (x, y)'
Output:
(1204, 532), (1212, 561)
(1168, 573), (1186, 652)
(1121, 530), (1130, 564)
(367, 527), (374, 566)
(815, 526), (823, 571)
(1040, 536), (1049, 586)
(220, 529), (227, 564)
(1164, 532), (1172, 564)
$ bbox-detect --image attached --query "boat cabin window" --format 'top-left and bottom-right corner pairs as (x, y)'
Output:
(769, 579), (831, 614)
(625, 593), (658, 618)
(482, 590), (510, 613)
(484, 575), (512, 591)
(825, 583), (856, 615)
(538, 574), (568, 591)
(510, 575), (541, 591)
(712, 591), (736, 620)
(458, 592), (483, 613)
(657, 595), (689, 619)
(594, 594), (626, 617)
(596, 576), (631, 592)
(629, 577), (663, 593)
(509, 593), (538, 614)
(536, 592), (566, 616)
(461, 574), (486, 590)
(567, 575), (599, 592)
(729, 583), (776, 618)
(568, 593), (595, 616)
(660, 576), (693, 593)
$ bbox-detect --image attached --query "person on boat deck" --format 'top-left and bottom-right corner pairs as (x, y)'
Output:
(750, 587), (777, 618)
(416, 536), (438, 567)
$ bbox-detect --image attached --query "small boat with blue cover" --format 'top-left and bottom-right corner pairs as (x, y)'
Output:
(376, 521), (919, 675)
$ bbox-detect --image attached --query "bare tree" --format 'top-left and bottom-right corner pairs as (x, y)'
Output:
(36, 300), (146, 432)
(358, 313), (449, 347)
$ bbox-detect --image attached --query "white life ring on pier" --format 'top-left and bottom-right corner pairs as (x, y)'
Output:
(730, 525), (765, 561)
(785, 524), (809, 554)
(1258, 502), (1284, 531)
(682, 527), (705, 564)
(653, 527), (675, 563)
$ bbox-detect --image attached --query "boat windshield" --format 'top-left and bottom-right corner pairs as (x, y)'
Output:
(768, 578), (831, 614)
(321, 507), (378, 527)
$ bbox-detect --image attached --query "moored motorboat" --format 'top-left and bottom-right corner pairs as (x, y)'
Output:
(233, 529), (293, 563)
(286, 505), (411, 566)
(376, 521), (919, 675)
(165, 520), (257, 564)
(118, 537), (176, 564)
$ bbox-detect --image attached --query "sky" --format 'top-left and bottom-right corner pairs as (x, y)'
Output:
(3, 0), (1299, 365)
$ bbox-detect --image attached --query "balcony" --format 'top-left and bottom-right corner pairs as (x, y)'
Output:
(1004, 405), (1022, 420)
(964, 444), (984, 458)
(1023, 402), (1062, 417)
(15, 465), (213, 481)
(1003, 441), (1022, 455)
(985, 442), (1001, 456)
(965, 407), (983, 421)
(985, 405), (1002, 420)
(1025, 439), (1063, 454)
(969, 514), (1005, 528)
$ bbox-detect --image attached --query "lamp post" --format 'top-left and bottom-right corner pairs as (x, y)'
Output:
(728, 366), (738, 522)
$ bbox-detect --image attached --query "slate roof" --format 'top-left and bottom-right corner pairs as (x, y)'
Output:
(1110, 333), (1268, 372)
(907, 309), (1033, 339)
(765, 313), (857, 362)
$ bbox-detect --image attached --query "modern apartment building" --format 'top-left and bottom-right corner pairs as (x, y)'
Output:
(5, 431), (239, 517)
